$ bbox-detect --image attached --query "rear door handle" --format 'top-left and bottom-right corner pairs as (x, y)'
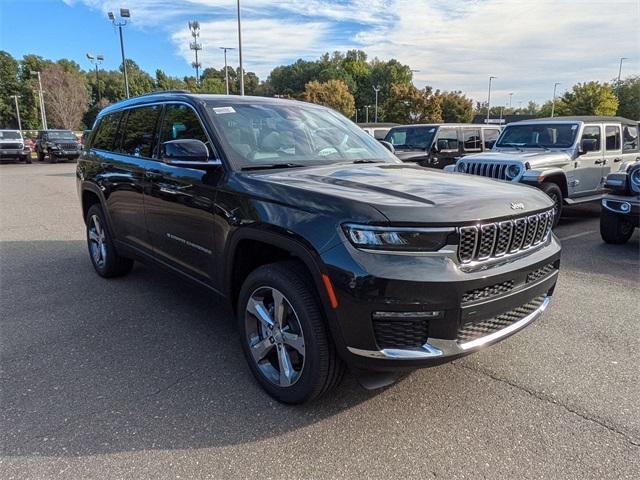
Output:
(613, 158), (622, 163)
(594, 159), (606, 165)
(145, 170), (163, 180)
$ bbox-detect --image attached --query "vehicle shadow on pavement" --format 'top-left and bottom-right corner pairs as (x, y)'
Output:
(1, 240), (387, 458)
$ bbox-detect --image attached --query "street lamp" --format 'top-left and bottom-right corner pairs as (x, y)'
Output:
(30, 70), (47, 130)
(551, 82), (561, 118)
(617, 57), (628, 85)
(11, 95), (22, 132)
(86, 53), (104, 103)
(219, 47), (235, 95)
(508, 92), (514, 109)
(108, 8), (131, 99)
(486, 76), (496, 123)
(365, 105), (371, 123)
(373, 85), (381, 123)
(236, 0), (244, 96)
(188, 21), (203, 85)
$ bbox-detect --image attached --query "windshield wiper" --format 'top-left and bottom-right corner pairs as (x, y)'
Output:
(241, 162), (306, 171)
(352, 159), (383, 164)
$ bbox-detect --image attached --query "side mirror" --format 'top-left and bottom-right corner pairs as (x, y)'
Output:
(162, 139), (219, 168)
(379, 140), (395, 154)
(580, 138), (598, 154)
(436, 138), (449, 152)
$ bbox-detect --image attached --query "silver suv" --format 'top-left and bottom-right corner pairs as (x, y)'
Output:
(444, 116), (640, 225)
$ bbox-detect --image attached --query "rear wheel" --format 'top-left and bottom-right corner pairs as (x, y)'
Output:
(237, 261), (344, 404)
(541, 182), (563, 227)
(86, 204), (134, 277)
(600, 209), (634, 244)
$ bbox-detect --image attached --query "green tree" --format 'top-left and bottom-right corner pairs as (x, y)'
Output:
(616, 76), (640, 120)
(558, 81), (618, 116)
(302, 79), (355, 117)
(0, 51), (20, 128)
(155, 69), (187, 91)
(384, 84), (442, 124)
(123, 59), (154, 97)
(436, 90), (473, 123)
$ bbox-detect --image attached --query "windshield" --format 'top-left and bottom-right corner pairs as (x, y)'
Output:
(48, 131), (76, 141)
(384, 126), (437, 150)
(0, 131), (22, 140)
(496, 123), (578, 148)
(205, 102), (397, 169)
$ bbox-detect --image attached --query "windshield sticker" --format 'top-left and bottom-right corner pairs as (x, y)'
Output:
(428, 128), (435, 132)
(571, 125), (577, 130)
(213, 106), (236, 114)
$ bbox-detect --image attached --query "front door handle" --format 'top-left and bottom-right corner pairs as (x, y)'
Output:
(613, 158), (622, 163)
(594, 159), (606, 165)
(145, 170), (163, 180)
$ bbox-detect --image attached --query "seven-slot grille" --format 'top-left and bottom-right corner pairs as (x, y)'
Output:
(456, 295), (546, 343)
(464, 161), (511, 180)
(458, 210), (553, 263)
(59, 143), (78, 150)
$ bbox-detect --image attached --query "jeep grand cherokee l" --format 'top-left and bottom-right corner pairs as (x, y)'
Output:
(77, 92), (561, 404)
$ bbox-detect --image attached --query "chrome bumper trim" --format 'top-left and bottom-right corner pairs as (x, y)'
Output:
(347, 296), (551, 360)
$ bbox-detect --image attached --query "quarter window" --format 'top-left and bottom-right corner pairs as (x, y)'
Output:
(120, 106), (161, 158)
(483, 129), (500, 149)
(605, 126), (621, 151)
(623, 124), (639, 151)
(581, 126), (601, 151)
(462, 128), (481, 152)
(437, 129), (458, 151)
(92, 112), (122, 151)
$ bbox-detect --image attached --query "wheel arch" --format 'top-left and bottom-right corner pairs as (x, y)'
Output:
(523, 168), (568, 200)
(80, 182), (117, 234)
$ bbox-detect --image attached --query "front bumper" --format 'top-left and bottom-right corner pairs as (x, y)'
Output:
(321, 235), (561, 371)
(602, 193), (640, 223)
(0, 149), (28, 159)
(50, 149), (80, 158)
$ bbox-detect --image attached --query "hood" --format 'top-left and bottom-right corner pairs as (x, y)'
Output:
(245, 163), (553, 225)
(463, 149), (572, 168)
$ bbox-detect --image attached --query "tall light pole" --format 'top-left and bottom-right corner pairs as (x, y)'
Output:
(108, 9), (131, 99)
(486, 76), (496, 123)
(551, 82), (561, 118)
(373, 85), (381, 123)
(617, 57), (628, 86)
(365, 105), (370, 123)
(188, 21), (202, 85)
(219, 47), (235, 95)
(86, 53), (104, 103)
(30, 70), (47, 130)
(12, 95), (22, 132)
(508, 92), (514, 109)
(236, 0), (244, 96)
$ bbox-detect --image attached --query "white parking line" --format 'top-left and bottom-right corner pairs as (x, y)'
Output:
(558, 230), (596, 241)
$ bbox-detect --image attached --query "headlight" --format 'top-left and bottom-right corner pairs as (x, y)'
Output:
(343, 224), (452, 252)
(505, 164), (522, 179)
(456, 161), (467, 173)
(630, 167), (640, 193)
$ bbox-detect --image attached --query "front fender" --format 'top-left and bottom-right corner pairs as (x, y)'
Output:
(521, 167), (566, 185)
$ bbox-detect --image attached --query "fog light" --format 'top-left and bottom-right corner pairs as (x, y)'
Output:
(620, 202), (631, 212)
(372, 311), (443, 320)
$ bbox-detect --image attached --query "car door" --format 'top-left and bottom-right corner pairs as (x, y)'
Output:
(461, 127), (482, 158)
(94, 107), (157, 253)
(432, 127), (460, 168)
(574, 124), (605, 195)
(603, 124), (623, 181)
(143, 103), (220, 284)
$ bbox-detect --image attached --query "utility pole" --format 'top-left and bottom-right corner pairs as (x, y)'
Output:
(108, 9), (131, 99)
(12, 95), (22, 132)
(508, 92), (514, 109)
(551, 82), (561, 118)
(30, 70), (47, 130)
(86, 53), (104, 103)
(189, 21), (202, 85)
(365, 105), (370, 123)
(486, 76), (496, 123)
(236, 0), (244, 95)
(373, 85), (381, 123)
(617, 57), (628, 98)
(219, 47), (235, 95)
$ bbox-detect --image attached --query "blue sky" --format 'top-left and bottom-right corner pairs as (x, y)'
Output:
(1, 0), (639, 105)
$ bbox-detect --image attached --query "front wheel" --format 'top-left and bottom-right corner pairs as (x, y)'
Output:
(600, 209), (634, 244)
(237, 261), (344, 404)
(85, 204), (134, 277)
(541, 182), (563, 227)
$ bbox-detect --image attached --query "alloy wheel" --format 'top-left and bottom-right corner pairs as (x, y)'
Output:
(245, 287), (306, 387)
(88, 214), (107, 268)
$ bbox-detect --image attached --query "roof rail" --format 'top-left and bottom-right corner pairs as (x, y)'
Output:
(133, 89), (192, 98)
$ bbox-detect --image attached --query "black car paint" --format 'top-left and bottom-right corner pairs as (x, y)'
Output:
(37, 130), (81, 161)
(77, 93), (560, 375)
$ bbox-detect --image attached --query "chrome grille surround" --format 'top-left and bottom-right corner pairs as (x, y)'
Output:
(457, 210), (553, 264)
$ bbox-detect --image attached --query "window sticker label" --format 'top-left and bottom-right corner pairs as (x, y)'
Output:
(213, 106), (236, 114)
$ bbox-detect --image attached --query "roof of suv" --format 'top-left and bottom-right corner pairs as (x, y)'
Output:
(523, 116), (637, 126)
(389, 123), (499, 129)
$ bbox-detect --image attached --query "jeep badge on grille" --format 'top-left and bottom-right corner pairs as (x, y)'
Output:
(511, 202), (525, 210)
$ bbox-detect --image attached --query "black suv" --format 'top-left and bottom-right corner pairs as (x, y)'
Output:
(36, 129), (81, 163)
(600, 160), (640, 244)
(384, 123), (501, 169)
(77, 93), (561, 404)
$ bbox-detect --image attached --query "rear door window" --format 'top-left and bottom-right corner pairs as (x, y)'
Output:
(119, 105), (162, 158)
(605, 125), (621, 151)
(462, 128), (481, 152)
(622, 124), (638, 151)
(92, 112), (122, 151)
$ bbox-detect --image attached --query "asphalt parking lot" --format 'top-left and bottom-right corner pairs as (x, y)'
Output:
(1, 162), (639, 480)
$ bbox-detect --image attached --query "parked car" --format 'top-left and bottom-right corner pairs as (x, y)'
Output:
(0, 130), (31, 164)
(78, 92), (561, 404)
(384, 123), (502, 169)
(445, 116), (640, 226)
(600, 160), (639, 244)
(36, 129), (82, 163)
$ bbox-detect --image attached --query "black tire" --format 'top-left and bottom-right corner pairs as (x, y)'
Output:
(85, 204), (134, 277)
(37, 150), (45, 162)
(541, 182), (563, 227)
(600, 209), (634, 244)
(237, 261), (345, 404)
(49, 152), (57, 164)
